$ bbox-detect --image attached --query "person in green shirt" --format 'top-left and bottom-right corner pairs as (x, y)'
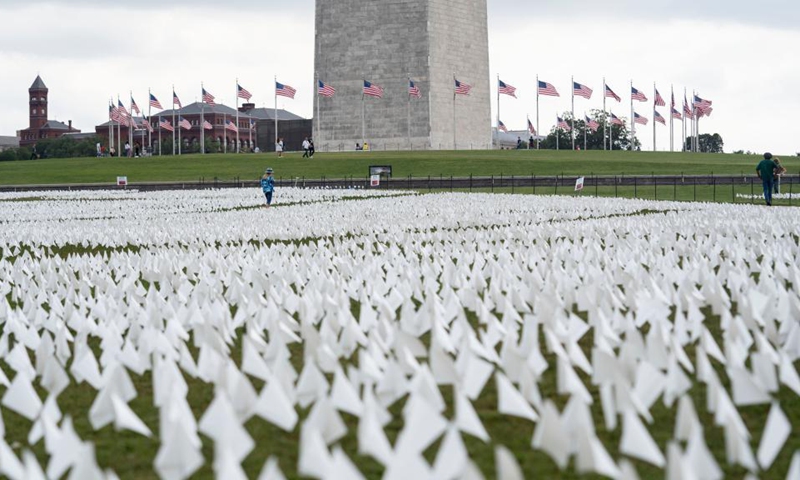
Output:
(756, 152), (777, 206)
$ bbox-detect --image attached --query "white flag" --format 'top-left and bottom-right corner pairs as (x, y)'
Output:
(575, 177), (585, 191)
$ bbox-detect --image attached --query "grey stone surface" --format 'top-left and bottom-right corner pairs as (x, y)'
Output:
(313, 0), (490, 151)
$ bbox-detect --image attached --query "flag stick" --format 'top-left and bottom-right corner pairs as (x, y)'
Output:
(571, 75), (575, 151)
(147, 89), (152, 154)
(583, 111), (587, 151)
(200, 83), (204, 155)
(453, 73), (456, 150)
(535, 74), (540, 150)
(172, 86), (176, 155)
(316, 74), (320, 146)
(630, 80), (634, 151)
(362, 77), (366, 147)
(274, 76), (279, 154)
(235, 79), (240, 153)
(603, 77), (607, 151)
(496, 74), (500, 141)
(408, 74), (412, 148)
(556, 115), (559, 151)
(129, 91), (133, 157)
(108, 99), (113, 155)
(652, 83), (656, 152)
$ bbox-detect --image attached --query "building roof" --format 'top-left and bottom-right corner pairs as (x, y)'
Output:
(247, 108), (305, 121)
(0, 136), (19, 148)
(30, 75), (47, 90)
(41, 120), (72, 130)
(62, 132), (96, 140)
(152, 102), (253, 119)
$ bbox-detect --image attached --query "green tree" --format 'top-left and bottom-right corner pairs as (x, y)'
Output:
(541, 110), (639, 151)
(684, 133), (723, 153)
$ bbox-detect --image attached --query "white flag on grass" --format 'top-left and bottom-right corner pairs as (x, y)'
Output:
(575, 177), (585, 191)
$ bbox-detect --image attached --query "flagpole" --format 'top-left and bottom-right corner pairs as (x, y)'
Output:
(274, 76), (278, 154)
(172, 86), (176, 155)
(452, 73), (456, 150)
(361, 78), (366, 147)
(158, 111), (162, 156)
(571, 75), (575, 151)
(496, 74), (500, 138)
(408, 74), (412, 148)
(315, 74), (320, 146)
(129, 92), (133, 157)
(603, 78), (607, 150)
(224, 112), (227, 154)
(583, 111), (587, 151)
(108, 100), (113, 155)
(629, 80), (634, 151)
(669, 85), (674, 152)
(556, 116), (559, 151)
(535, 74), (540, 150)
(683, 88), (687, 152)
(235, 79), (240, 153)
(200, 83), (204, 155)
(147, 89), (152, 154)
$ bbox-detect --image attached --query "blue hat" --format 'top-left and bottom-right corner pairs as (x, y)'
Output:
(266, 167), (273, 173)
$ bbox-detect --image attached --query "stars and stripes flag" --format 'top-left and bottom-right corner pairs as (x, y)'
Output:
(537, 80), (559, 97)
(693, 95), (713, 116)
(573, 82), (593, 99)
(110, 102), (120, 121)
(202, 88), (215, 105)
(605, 84), (621, 102)
(237, 84), (252, 101)
(585, 116), (600, 132)
(173, 90), (182, 108)
(610, 113), (624, 126)
(179, 116), (192, 130)
(654, 110), (666, 125)
(363, 80), (384, 98)
(318, 80), (336, 97)
(455, 79), (471, 95)
(498, 120), (508, 133)
(670, 91), (676, 109)
(631, 86), (648, 102)
(528, 119), (536, 135)
(634, 112), (648, 125)
(117, 100), (129, 117)
(225, 120), (238, 132)
(409, 80), (421, 98)
(159, 119), (174, 132)
(683, 96), (694, 119)
(671, 107), (683, 120)
(276, 81), (297, 99)
(203, 120), (213, 130)
(498, 79), (517, 98)
(557, 116), (571, 131)
(149, 94), (163, 109)
(130, 96), (140, 114)
(249, 119), (256, 130)
(654, 89), (666, 107)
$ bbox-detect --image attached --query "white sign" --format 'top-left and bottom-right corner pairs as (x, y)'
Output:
(575, 177), (585, 192)
(370, 175), (380, 187)
(117, 176), (128, 186)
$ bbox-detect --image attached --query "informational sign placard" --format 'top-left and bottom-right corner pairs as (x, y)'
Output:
(117, 176), (128, 186)
(575, 176), (585, 192)
(370, 175), (380, 187)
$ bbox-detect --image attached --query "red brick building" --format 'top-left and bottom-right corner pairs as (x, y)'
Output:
(18, 76), (80, 147)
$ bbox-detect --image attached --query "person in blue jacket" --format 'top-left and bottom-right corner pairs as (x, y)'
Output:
(261, 167), (275, 208)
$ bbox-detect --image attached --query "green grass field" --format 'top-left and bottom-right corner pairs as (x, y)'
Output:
(1, 150), (796, 186)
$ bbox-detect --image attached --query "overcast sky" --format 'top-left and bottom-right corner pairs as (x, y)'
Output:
(1, 0), (797, 154)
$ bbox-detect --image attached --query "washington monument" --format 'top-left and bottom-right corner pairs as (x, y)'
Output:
(313, 0), (491, 151)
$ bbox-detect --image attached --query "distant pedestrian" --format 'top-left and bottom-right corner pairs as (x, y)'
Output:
(261, 167), (275, 208)
(302, 137), (310, 158)
(30, 144), (38, 160)
(773, 157), (786, 194)
(529, 135), (534, 150)
(756, 152), (778, 206)
(276, 138), (284, 157)
(309, 139), (315, 158)
(124, 141), (131, 157)
(516, 137), (522, 149)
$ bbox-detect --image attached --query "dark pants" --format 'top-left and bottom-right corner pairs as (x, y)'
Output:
(303, 148), (309, 158)
(264, 191), (273, 205)
(762, 177), (774, 205)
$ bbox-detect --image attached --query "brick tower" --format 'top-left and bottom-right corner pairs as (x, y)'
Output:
(313, 0), (491, 151)
(29, 75), (48, 130)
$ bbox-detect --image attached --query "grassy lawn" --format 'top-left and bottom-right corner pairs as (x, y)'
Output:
(1, 150), (796, 186)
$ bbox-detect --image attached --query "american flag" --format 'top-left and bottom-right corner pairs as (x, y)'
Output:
(143, 117), (154, 133)
(498, 79), (517, 98)
(202, 88), (215, 105)
(173, 91), (182, 108)
(654, 110), (666, 125)
(179, 117), (192, 130)
(249, 119), (256, 130)
(225, 120), (238, 132)
(130, 96), (140, 114)
(159, 119), (174, 132)
(631, 87), (648, 102)
(585, 116), (600, 132)
(363, 80), (384, 98)
(671, 107), (683, 120)
(610, 113), (624, 126)
(654, 89), (666, 107)
(276, 82), (297, 99)
(573, 82), (593, 99)
(693, 95), (713, 116)
(149, 94), (163, 109)
(203, 120), (213, 130)
(671, 91), (676, 109)
(557, 116), (571, 131)
(527, 119), (536, 135)
(237, 84), (252, 101)
(497, 120), (508, 132)
(409, 80), (421, 98)
(634, 112), (648, 125)
(318, 80), (336, 97)
(605, 85), (621, 102)
(455, 79), (471, 95)
(683, 96), (694, 119)
(537, 80), (559, 97)
(110, 102), (120, 122)
(117, 100), (129, 117)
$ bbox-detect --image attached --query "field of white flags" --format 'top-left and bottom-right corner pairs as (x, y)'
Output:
(1, 187), (800, 480)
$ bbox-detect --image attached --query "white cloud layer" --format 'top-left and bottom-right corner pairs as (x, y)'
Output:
(0, 1), (797, 154)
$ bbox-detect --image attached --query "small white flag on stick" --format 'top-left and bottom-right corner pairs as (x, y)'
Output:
(575, 177), (585, 192)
